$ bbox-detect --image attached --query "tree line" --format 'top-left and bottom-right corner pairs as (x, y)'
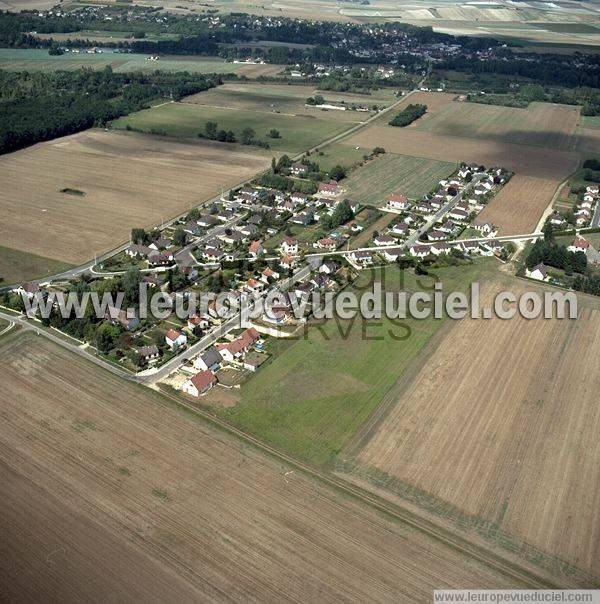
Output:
(0, 68), (217, 154)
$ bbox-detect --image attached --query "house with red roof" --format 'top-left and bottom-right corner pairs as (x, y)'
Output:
(182, 370), (217, 397)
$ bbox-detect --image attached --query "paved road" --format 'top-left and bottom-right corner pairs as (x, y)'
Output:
(591, 201), (600, 228)
(137, 262), (313, 384)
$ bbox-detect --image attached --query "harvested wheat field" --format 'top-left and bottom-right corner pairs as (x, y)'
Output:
(416, 101), (580, 150)
(355, 278), (600, 584)
(346, 128), (580, 180)
(0, 130), (270, 264)
(374, 91), (457, 126)
(0, 334), (529, 601)
(477, 175), (559, 234)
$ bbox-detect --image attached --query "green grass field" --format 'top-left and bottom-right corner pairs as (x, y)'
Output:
(342, 152), (457, 205)
(111, 101), (350, 154)
(0, 245), (74, 285)
(218, 261), (497, 466)
(0, 49), (282, 75)
(314, 142), (372, 171)
(184, 82), (395, 123)
(581, 115), (600, 128)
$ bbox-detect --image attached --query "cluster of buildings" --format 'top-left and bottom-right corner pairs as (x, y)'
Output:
(549, 185), (599, 229)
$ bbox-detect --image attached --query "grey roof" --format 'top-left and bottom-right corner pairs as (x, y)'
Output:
(201, 347), (222, 368)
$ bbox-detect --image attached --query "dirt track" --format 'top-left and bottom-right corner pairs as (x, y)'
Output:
(0, 333), (529, 601)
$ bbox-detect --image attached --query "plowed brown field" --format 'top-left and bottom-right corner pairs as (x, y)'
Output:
(0, 334), (526, 601)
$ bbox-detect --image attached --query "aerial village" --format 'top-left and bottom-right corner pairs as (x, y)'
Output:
(6, 158), (542, 399)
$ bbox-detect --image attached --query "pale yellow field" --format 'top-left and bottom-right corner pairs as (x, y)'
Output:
(0, 130), (270, 264)
(478, 175), (560, 235)
(356, 279), (600, 583)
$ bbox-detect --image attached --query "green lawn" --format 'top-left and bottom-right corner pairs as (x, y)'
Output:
(343, 152), (457, 205)
(218, 260), (497, 467)
(314, 142), (371, 172)
(581, 115), (600, 128)
(0, 245), (74, 286)
(111, 102), (349, 154)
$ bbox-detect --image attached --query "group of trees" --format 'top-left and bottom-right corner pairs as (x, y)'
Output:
(202, 121), (236, 143)
(320, 199), (355, 231)
(389, 103), (427, 127)
(0, 68), (217, 154)
(526, 237), (587, 276)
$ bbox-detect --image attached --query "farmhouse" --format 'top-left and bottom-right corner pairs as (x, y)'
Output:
(182, 370), (217, 397)
(165, 329), (187, 351)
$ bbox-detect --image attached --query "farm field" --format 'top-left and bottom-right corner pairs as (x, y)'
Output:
(0, 130), (270, 264)
(0, 49), (284, 76)
(347, 126), (581, 180)
(342, 152), (458, 205)
(216, 261), (498, 467)
(372, 90), (457, 126)
(111, 101), (350, 154)
(353, 277), (600, 584)
(415, 101), (580, 151)
(183, 82), (395, 123)
(477, 175), (559, 235)
(0, 333), (527, 600)
(0, 245), (74, 285)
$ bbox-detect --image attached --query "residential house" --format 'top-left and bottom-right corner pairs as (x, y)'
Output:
(187, 314), (210, 332)
(244, 278), (264, 295)
(216, 327), (260, 362)
(431, 242), (451, 255)
(448, 208), (469, 222)
(319, 261), (339, 274)
(381, 247), (402, 262)
(12, 282), (40, 300)
(165, 329), (187, 351)
(292, 211), (313, 226)
(291, 192), (308, 204)
(567, 237), (590, 256)
(390, 222), (409, 237)
(472, 220), (496, 236)
(410, 245), (431, 259)
(314, 237), (337, 251)
(126, 244), (152, 258)
(281, 236), (299, 255)
(249, 239), (265, 259)
(261, 267), (280, 283)
(104, 306), (140, 331)
(138, 345), (160, 363)
(318, 180), (341, 197)
(197, 214), (219, 228)
(526, 263), (550, 282)
(183, 220), (201, 236)
(280, 255), (297, 270)
(193, 347), (222, 372)
(426, 230), (446, 242)
(386, 193), (410, 211)
(349, 250), (373, 266)
(148, 251), (174, 267)
(290, 162), (308, 176)
(182, 370), (217, 397)
(373, 234), (396, 246)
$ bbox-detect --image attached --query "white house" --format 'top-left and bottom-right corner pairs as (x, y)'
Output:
(281, 236), (299, 255)
(165, 329), (187, 351)
(181, 370), (217, 397)
(526, 264), (550, 282)
(386, 193), (410, 211)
